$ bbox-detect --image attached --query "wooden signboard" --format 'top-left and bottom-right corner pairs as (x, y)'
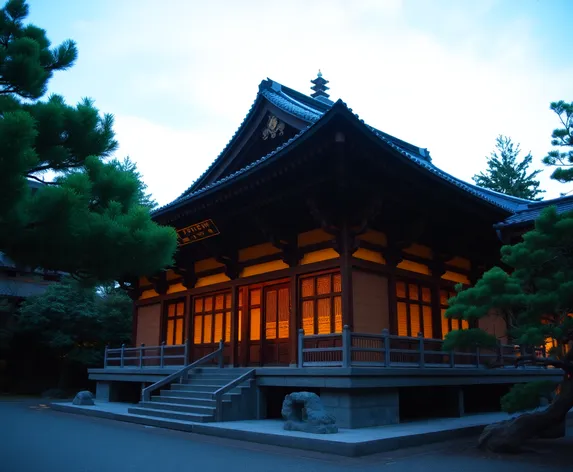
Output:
(176, 219), (220, 246)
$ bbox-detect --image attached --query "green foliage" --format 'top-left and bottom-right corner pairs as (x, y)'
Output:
(445, 206), (573, 411)
(16, 278), (132, 365)
(447, 207), (573, 351)
(0, 0), (177, 284)
(442, 328), (497, 352)
(501, 381), (559, 414)
(542, 101), (573, 184)
(473, 135), (544, 200)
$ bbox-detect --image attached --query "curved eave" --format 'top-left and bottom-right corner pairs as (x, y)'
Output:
(152, 111), (326, 220)
(493, 194), (573, 230)
(338, 104), (528, 214)
(178, 93), (265, 198)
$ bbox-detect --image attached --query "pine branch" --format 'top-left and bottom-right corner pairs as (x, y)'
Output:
(25, 174), (57, 185)
(515, 354), (573, 375)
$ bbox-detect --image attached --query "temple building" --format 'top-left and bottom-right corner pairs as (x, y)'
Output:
(90, 73), (564, 427)
(134, 72), (527, 363)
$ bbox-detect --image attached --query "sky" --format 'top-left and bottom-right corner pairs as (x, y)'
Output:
(27, 0), (573, 206)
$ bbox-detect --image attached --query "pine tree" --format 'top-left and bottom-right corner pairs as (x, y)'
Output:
(444, 206), (573, 452)
(473, 135), (544, 200)
(0, 0), (177, 285)
(542, 100), (573, 185)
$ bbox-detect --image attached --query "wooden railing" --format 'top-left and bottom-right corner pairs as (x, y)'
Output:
(298, 326), (545, 369)
(141, 340), (224, 402)
(104, 340), (190, 368)
(212, 369), (256, 422)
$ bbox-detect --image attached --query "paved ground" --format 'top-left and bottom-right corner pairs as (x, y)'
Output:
(1, 399), (571, 472)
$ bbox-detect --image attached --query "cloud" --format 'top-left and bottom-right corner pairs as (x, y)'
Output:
(45, 0), (573, 204)
(112, 115), (232, 205)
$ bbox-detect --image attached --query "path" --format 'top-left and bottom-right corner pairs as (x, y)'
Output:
(0, 399), (570, 472)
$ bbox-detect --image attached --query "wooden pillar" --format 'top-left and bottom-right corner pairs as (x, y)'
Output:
(230, 285), (239, 366)
(385, 247), (403, 335)
(339, 224), (354, 330)
(289, 273), (298, 366)
(184, 292), (192, 362)
(430, 259), (446, 339)
(240, 287), (249, 367)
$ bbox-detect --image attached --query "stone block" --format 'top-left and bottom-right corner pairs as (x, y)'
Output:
(72, 390), (94, 406)
(282, 391), (338, 434)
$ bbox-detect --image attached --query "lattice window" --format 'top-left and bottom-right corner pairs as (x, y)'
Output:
(440, 288), (469, 338)
(396, 281), (433, 338)
(263, 286), (290, 340)
(165, 300), (185, 345)
(193, 292), (232, 344)
(299, 271), (342, 335)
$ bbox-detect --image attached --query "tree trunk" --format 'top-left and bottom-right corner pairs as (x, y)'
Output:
(478, 375), (573, 453)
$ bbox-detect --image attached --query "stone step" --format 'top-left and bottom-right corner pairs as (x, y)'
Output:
(138, 401), (217, 415)
(186, 374), (247, 381)
(180, 379), (231, 387)
(170, 384), (248, 393)
(160, 389), (240, 400)
(160, 389), (211, 399)
(128, 406), (214, 423)
(151, 396), (217, 407)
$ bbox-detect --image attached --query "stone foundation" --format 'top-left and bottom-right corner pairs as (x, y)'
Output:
(320, 388), (399, 428)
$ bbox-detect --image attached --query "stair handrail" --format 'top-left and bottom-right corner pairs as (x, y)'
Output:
(212, 369), (256, 422)
(141, 340), (224, 402)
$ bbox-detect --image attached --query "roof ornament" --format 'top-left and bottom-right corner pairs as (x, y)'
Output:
(310, 70), (330, 99)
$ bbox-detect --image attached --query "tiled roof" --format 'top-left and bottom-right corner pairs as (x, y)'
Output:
(495, 194), (573, 228)
(153, 79), (534, 217)
(0, 279), (51, 298)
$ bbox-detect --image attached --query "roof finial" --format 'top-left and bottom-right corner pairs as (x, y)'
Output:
(310, 70), (329, 99)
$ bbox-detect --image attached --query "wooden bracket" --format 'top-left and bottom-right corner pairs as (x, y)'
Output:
(306, 197), (338, 235)
(215, 254), (240, 280)
(148, 271), (168, 295)
(171, 266), (197, 289)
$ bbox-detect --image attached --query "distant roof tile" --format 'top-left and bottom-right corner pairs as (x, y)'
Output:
(495, 195), (573, 228)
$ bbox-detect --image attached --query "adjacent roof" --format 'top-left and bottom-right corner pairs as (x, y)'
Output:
(495, 194), (573, 228)
(154, 78), (537, 218)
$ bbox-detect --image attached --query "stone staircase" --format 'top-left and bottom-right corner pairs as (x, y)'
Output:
(128, 368), (257, 423)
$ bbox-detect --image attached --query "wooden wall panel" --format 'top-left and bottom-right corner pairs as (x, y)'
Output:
(297, 229), (333, 247)
(239, 243), (281, 262)
(352, 270), (389, 334)
(136, 303), (162, 346)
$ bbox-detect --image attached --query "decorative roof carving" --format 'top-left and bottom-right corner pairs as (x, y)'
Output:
(262, 115), (285, 140)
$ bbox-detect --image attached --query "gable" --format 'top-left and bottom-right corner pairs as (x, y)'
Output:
(179, 81), (328, 197)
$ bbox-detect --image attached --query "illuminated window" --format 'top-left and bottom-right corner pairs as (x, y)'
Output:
(440, 288), (469, 338)
(264, 286), (289, 340)
(193, 292), (232, 344)
(395, 281), (433, 338)
(242, 288), (262, 341)
(165, 300), (185, 345)
(299, 272), (342, 335)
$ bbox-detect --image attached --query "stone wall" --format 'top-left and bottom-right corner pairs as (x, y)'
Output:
(320, 388), (399, 428)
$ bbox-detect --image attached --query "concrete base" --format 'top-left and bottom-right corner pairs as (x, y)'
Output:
(51, 401), (568, 457)
(321, 388), (399, 428)
(95, 382), (116, 402)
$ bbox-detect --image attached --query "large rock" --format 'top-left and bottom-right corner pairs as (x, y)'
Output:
(281, 391), (338, 434)
(72, 390), (95, 406)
